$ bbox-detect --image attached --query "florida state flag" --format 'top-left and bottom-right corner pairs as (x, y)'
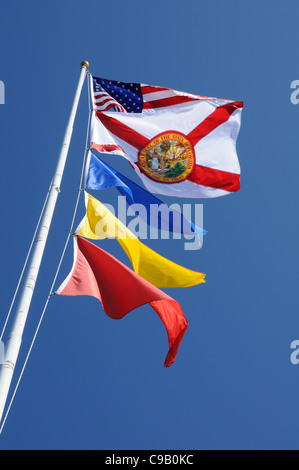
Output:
(89, 79), (243, 198)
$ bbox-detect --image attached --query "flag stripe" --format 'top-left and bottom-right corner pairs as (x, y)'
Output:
(95, 103), (125, 112)
(189, 165), (240, 192)
(94, 96), (118, 106)
(140, 85), (228, 107)
(94, 93), (113, 101)
(95, 99), (124, 110)
(141, 85), (171, 94)
(90, 142), (124, 154)
(142, 95), (199, 109)
(142, 89), (189, 102)
(93, 91), (126, 112)
(187, 101), (244, 146)
(141, 85), (199, 101)
(96, 111), (150, 150)
(135, 159), (240, 192)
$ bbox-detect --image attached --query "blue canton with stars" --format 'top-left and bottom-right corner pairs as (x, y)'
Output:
(93, 76), (144, 113)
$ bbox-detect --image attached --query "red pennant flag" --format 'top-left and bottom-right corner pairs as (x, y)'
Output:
(57, 236), (188, 367)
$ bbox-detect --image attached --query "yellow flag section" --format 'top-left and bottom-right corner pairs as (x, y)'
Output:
(76, 191), (206, 289)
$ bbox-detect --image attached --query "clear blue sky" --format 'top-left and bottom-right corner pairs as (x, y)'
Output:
(0, 0), (298, 450)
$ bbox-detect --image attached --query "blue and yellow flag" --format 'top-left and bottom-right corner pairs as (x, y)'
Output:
(76, 192), (206, 289)
(86, 153), (206, 237)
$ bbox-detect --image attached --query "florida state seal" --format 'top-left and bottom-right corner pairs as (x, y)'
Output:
(137, 131), (195, 184)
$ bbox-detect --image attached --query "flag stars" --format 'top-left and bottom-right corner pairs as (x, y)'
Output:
(94, 77), (143, 113)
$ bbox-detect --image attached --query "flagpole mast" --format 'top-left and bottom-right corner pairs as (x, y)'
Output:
(0, 60), (89, 426)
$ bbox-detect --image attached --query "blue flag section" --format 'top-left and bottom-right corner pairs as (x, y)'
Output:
(86, 152), (135, 203)
(86, 152), (206, 237)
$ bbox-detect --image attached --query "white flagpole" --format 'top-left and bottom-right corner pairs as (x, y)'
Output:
(0, 60), (89, 425)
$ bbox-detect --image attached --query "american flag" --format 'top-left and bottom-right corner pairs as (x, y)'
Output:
(92, 76), (218, 113)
